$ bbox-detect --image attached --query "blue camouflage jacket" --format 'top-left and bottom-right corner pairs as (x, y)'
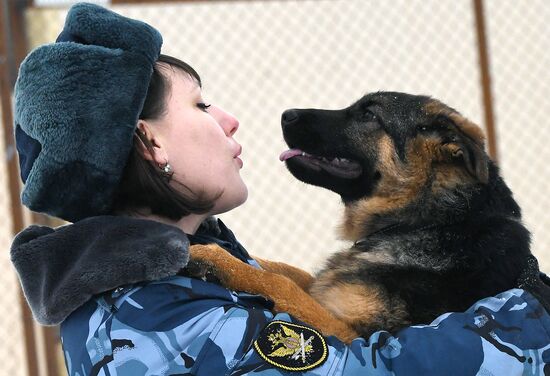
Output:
(10, 215), (550, 375)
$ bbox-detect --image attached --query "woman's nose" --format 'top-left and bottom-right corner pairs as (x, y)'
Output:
(215, 106), (239, 136)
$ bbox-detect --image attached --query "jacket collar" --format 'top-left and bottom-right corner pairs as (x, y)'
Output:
(189, 217), (252, 264)
(10, 215), (191, 326)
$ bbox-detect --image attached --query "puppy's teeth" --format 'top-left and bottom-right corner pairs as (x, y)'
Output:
(301, 152), (305, 156)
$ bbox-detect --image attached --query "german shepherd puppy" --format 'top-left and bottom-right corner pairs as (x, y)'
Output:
(189, 91), (533, 343)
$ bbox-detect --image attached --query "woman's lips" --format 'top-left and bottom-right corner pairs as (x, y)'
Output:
(234, 145), (242, 158)
(234, 145), (243, 168)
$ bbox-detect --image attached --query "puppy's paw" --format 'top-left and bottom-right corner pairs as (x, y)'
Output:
(178, 258), (221, 284)
(185, 244), (264, 292)
(178, 244), (227, 283)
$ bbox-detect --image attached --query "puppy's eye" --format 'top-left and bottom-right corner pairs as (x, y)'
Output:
(417, 124), (432, 133)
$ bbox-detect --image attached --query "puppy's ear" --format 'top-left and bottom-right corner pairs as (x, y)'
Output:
(439, 136), (489, 184)
(430, 114), (489, 184)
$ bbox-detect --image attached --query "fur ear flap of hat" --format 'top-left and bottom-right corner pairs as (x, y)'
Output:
(14, 2), (163, 223)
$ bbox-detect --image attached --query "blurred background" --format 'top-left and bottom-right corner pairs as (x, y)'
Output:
(0, 0), (548, 374)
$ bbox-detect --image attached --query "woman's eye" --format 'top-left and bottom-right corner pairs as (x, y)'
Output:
(197, 103), (211, 112)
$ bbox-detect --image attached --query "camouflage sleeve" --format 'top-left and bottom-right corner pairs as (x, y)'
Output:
(65, 276), (549, 375)
(225, 288), (550, 375)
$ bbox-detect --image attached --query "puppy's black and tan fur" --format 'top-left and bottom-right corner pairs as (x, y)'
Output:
(189, 92), (534, 343)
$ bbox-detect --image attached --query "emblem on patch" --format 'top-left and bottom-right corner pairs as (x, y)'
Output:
(253, 321), (328, 372)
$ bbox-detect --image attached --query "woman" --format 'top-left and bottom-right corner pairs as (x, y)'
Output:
(10, 3), (550, 375)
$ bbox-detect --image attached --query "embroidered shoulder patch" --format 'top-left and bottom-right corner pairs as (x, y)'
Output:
(253, 320), (328, 372)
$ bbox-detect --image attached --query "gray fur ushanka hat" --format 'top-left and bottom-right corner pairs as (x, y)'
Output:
(14, 2), (162, 222)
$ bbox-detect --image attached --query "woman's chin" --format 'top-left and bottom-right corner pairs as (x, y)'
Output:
(213, 183), (248, 215)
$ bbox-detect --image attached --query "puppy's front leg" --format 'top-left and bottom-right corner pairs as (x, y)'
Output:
(253, 256), (315, 291)
(188, 244), (359, 343)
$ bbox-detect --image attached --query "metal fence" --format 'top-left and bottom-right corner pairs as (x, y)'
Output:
(1, 0), (548, 374)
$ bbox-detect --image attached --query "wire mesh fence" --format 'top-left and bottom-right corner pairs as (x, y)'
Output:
(485, 0), (550, 273)
(0, 102), (28, 376)
(1, 0), (548, 374)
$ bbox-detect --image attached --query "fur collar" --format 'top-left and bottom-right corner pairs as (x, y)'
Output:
(10, 215), (191, 326)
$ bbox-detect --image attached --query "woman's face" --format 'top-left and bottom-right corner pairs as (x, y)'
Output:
(141, 66), (248, 215)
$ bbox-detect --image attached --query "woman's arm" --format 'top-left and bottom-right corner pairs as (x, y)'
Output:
(231, 289), (550, 375)
(64, 275), (550, 375)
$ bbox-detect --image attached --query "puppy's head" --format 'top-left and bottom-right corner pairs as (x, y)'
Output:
(280, 92), (490, 239)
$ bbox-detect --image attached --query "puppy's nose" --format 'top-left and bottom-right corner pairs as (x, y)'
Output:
(282, 109), (299, 126)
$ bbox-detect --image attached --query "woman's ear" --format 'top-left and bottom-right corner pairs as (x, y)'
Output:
(135, 120), (167, 165)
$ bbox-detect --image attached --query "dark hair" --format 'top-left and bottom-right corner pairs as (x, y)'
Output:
(109, 54), (219, 220)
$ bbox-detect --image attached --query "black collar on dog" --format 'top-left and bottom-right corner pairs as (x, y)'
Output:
(353, 222), (441, 250)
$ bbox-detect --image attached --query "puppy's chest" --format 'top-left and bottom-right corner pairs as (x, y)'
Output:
(308, 250), (415, 334)
(317, 248), (397, 281)
(308, 251), (394, 320)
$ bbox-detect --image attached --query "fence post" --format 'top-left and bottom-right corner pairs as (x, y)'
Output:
(473, 0), (498, 162)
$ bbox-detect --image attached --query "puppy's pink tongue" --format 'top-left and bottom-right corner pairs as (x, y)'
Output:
(279, 149), (303, 161)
